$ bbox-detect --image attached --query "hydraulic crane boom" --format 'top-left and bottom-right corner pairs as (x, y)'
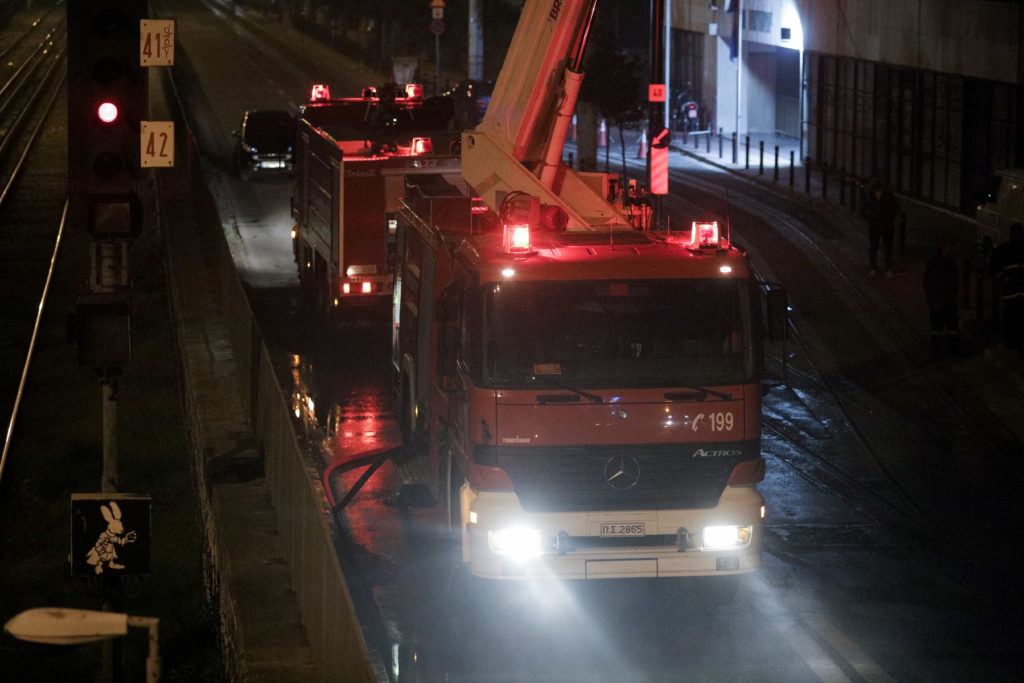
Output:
(460, 0), (632, 231)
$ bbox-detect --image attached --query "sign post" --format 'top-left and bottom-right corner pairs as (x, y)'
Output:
(430, 0), (446, 95)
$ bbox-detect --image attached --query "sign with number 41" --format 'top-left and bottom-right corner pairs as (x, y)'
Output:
(141, 121), (174, 168)
(140, 20), (175, 66)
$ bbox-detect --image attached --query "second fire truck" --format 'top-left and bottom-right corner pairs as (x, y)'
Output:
(291, 83), (465, 319)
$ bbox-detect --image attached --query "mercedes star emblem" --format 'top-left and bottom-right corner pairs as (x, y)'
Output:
(603, 455), (640, 490)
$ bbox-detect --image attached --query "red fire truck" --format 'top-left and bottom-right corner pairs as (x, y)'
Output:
(291, 83), (462, 319)
(390, 0), (783, 598)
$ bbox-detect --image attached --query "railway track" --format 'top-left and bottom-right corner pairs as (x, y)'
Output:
(0, 3), (69, 476)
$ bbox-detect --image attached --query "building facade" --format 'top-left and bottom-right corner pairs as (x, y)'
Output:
(670, 0), (1023, 212)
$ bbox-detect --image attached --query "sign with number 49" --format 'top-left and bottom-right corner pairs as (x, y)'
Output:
(141, 121), (174, 168)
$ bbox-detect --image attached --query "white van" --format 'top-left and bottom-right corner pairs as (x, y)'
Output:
(977, 168), (1024, 252)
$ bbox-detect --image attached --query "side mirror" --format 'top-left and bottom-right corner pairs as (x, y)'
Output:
(766, 287), (788, 342)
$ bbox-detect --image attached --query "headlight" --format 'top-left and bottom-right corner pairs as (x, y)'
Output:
(703, 525), (752, 549)
(488, 527), (542, 559)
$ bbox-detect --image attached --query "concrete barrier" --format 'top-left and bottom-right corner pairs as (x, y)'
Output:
(157, 52), (377, 682)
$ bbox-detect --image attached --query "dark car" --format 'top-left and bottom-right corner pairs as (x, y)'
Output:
(233, 109), (295, 179)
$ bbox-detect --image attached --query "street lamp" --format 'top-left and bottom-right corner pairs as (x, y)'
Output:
(4, 607), (161, 683)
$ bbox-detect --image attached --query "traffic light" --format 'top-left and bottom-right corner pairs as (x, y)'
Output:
(67, 0), (147, 237)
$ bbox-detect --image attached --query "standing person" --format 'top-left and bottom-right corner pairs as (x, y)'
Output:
(990, 223), (1024, 354)
(860, 177), (900, 277)
(923, 240), (960, 359)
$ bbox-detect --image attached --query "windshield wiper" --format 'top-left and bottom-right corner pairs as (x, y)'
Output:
(664, 385), (733, 401)
(531, 375), (603, 404)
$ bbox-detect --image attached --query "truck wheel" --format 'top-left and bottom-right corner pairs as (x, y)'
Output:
(399, 384), (414, 448)
(444, 447), (463, 536)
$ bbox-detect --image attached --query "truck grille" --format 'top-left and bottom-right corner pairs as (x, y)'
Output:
(474, 441), (759, 513)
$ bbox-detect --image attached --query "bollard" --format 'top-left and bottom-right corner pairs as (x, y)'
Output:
(774, 145), (779, 182)
(759, 140), (764, 175)
(744, 135), (750, 169)
(706, 130), (710, 154)
(718, 128), (723, 158)
(732, 132), (737, 164)
(694, 132), (699, 150)
(805, 157), (811, 193)
(962, 256), (971, 309)
(790, 151), (795, 187)
(899, 213), (906, 257)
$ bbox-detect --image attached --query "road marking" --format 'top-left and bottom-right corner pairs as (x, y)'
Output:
(756, 586), (895, 682)
(772, 617), (852, 682)
(807, 611), (896, 683)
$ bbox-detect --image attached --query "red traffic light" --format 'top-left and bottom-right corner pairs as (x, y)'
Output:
(97, 101), (119, 124)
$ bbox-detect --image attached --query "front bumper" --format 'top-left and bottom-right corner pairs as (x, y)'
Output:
(460, 485), (764, 580)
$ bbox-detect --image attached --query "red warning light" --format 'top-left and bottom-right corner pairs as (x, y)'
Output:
(310, 84), (331, 101)
(97, 101), (119, 124)
(411, 137), (432, 155)
(690, 220), (720, 249)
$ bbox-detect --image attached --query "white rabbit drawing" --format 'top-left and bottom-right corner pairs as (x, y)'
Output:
(85, 501), (137, 574)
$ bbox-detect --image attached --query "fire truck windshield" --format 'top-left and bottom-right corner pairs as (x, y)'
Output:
(481, 279), (757, 388)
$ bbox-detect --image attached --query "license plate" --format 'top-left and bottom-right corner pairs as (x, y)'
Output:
(260, 160), (284, 169)
(600, 522), (645, 537)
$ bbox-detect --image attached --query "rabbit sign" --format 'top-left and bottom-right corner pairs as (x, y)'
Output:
(71, 494), (151, 576)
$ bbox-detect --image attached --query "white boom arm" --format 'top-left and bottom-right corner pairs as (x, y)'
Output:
(461, 0), (631, 231)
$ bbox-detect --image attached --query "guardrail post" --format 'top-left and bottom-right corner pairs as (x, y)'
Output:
(790, 151), (795, 187)
(758, 140), (764, 174)
(706, 130), (710, 153)
(744, 135), (750, 169)
(732, 132), (737, 164)
(805, 157), (811, 193)
(718, 128), (723, 158)
(774, 145), (779, 182)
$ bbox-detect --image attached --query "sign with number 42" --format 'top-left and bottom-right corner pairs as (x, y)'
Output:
(141, 121), (174, 168)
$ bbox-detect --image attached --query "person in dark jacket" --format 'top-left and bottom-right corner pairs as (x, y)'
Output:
(861, 177), (900, 277)
(923, 240), (960, 359)
(990, 223), (1024, 353)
